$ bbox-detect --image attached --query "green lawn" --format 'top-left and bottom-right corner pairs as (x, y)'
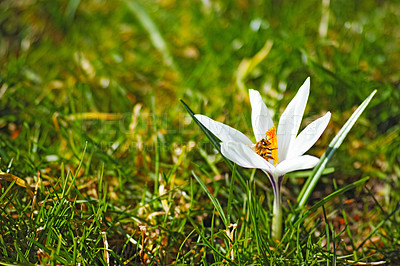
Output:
(1, 0), (399, 264)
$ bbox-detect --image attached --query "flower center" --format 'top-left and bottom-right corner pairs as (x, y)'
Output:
(254, 126), (279, 165)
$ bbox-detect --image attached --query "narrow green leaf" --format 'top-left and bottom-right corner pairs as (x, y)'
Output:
(176, 229), (196, 263)
(294, 176), (369, 227)
(151, 96), (160, 196)
(187, 216), (236, 264)
(247, 185), (269, 258)
(226, 164), (237, 225)
(181, 100), (247, 189)
(123, 0), (176, 69)
(0, 179), (16, 203)
(356, 201), (400, 251)
(321, 205), (330, 265)
(62, 141), (87, 199)
(180, 100), (221, 150)
(64, 0), (81, 23)
(14, 242), (29, 263)
(192, 171), (228, 227)
(296, 90), (377, 210)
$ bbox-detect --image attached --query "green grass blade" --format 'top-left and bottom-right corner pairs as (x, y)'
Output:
(176, 229), (196, 263)
(123, 0), (176, 69)
(296, 90), (377, 210)
(226, 164), (236, 225)
(151, 96), (160, 196)
(321, 205), (331, 266)
(192, 171), (228, 227)
(181, 100), (247, 189)
(356, 201), (400, 251)
(0, 179), (16, 203)
(294, 176), (369, 227)
(14, 241), (29, 263)
(62, 141), (88, 199)
(187, 216), (235, 264)
(180, 100), (221, 151)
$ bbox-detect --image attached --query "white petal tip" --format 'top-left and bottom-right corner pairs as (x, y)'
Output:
(302, 77), (310, 89)
(248, 89), (260, 98)
(322, 111), (332, 121)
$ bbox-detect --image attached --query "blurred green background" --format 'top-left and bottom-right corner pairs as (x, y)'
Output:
(1, 0), (400, 264)
(1, 0), (399, 188)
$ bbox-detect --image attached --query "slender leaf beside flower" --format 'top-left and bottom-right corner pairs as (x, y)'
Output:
(295, 90), (377, 213)
(192, 171), (228, 227)
(293, 176), (370, 227)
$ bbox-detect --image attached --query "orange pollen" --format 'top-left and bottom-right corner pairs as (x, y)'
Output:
(254, 126), (279, 165)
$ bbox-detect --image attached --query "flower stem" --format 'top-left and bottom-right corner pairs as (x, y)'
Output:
(272, 180), (282, 241)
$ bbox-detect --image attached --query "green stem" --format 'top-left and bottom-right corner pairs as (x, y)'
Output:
(272, 182), (282, 241)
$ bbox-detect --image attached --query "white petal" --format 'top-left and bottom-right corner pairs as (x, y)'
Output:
(273, 155), (319, 177)
(287, 112), (331, 159)
(195, 114), (253, 145)
(249, 89), (275, 142)
(277, 77), (310, 161)
(221, 142), (274, 172)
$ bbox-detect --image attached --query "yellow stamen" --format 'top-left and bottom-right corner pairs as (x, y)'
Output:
(266, 126), (279, 165)
(254, 126), (279, 165)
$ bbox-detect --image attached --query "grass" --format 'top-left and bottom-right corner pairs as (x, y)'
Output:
(1, 0), (400, 264)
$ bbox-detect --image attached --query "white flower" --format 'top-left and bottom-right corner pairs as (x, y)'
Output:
(195, 77), (331, 186)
